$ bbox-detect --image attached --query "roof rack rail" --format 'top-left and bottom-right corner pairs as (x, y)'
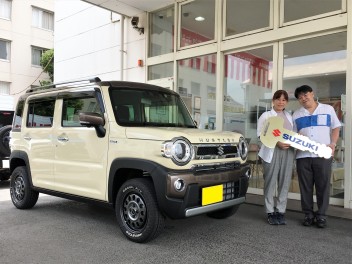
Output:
(26, 77), (101, 93)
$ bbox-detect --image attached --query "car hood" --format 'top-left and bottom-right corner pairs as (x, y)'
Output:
(125, 127), (242, 144)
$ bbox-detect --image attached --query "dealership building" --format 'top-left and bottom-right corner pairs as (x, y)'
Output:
(54, 0), (351, 210)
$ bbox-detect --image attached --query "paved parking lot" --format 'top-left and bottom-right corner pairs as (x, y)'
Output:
(1, 180), (352, 264)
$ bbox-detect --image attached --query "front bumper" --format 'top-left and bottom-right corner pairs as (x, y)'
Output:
(154, 163), (250, 219)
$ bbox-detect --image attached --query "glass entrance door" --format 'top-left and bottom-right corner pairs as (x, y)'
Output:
(282, 31), (347, 205)
(223, 46), (274, 192)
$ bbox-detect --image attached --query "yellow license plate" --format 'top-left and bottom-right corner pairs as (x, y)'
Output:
(202, 184), (223, 206)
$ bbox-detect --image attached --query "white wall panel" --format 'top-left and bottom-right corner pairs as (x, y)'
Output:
(55, 0), (92, 21)
(54, 0), (146, 83)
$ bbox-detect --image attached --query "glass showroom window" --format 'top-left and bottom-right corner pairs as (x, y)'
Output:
(32, 7), (54, 31)
(149, 6), (174, 57)
(0, 81), (10, 95)
(223, 46), (273, 189)
(178, 54), (216, 129)
(0, 39), (10, 60)
(283, 0), (342, 25)
(31, 47), (46, 66)
(283, 32), (347, 198)
(179, 0), (215, 48)
(148, 62), (173, 80)
(225, 0), (271, 37)
(0, 0), (11, 20)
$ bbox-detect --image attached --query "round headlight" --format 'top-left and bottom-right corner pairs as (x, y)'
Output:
(238, 137), (248, 160)
(161, 137), (193, 165)
(172, 139), (192, 164)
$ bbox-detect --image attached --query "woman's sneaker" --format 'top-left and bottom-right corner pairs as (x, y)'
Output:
(276, 212), (286, 225)
(267, 213), (278, 225)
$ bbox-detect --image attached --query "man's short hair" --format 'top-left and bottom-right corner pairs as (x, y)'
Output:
(294, 85), (313, 99)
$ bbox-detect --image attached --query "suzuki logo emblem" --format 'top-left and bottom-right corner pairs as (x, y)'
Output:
(217, 146), (224, 156)
(272, 129), (281, 137)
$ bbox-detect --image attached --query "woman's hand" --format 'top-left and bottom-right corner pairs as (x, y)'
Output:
(277, 141), (290, 149)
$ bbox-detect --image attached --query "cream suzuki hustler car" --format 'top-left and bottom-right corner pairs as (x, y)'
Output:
(9, 78), (250, 243)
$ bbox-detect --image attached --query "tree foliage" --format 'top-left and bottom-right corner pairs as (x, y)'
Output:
(40, 49), (54, 83)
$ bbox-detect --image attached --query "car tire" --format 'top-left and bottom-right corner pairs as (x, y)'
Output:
(206, 205), (239, 219)
(10, 166), (39, 209)
(115, 178), (165, 243)
(0, 125), (11, 157)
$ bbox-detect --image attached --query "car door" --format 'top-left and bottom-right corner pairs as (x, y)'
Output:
(53, 90), (109, 200)
(24, 97), (56, 189)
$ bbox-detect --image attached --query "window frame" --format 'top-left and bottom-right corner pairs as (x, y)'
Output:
(0, 0), (11, 20)
(280, 0), (346, 27)
(31, 46), (46, 67)
(61, 94), (102, 128)
(26, 98), (56, 128)
(178, 0), (218, 50)
(32, 6), (54, 31)
(0, 39), (10, 61)
(0, 81), (10, 95)
(223, 0), (274, 41)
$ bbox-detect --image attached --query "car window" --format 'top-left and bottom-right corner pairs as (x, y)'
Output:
(109, 87), (196, 128)
(12, 99), (25, 131)
(27, 99), (55, 128)
(62, 96), (102, 127)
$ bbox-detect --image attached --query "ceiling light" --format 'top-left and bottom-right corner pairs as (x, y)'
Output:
(195, 16), (205, 21)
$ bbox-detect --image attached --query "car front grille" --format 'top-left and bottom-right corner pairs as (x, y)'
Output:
(223, 181), (240, 200)
(194, 144), (239, 160)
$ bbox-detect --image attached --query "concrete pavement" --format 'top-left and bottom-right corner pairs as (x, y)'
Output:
(1, 180), (352, 264)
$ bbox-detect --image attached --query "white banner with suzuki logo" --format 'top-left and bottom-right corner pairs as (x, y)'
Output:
(260, 116), (332, 159)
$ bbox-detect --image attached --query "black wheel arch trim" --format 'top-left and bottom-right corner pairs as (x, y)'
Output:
(9, 150), (33, 186)
(108, 158), (174, 206)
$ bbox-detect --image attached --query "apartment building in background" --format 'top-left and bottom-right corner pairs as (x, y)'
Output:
(0, 0), (54, 110)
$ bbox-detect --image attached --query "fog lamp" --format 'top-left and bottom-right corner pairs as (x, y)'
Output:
(174, 179), (185, 192)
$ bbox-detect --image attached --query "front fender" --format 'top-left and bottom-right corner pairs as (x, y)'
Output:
(108, 158), (172, 206)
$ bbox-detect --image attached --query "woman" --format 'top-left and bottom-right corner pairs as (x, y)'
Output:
(257, 90), (294, 225)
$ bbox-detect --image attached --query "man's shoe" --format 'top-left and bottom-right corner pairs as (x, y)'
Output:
(276, 212), (286, 225)
(302, 216), (314, 226)
(267, 213), (278, 225)
(316, 218), (327, 228)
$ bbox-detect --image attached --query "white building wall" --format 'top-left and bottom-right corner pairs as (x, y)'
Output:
(0, 0), (54, 107)
(54, 0), (146, 83)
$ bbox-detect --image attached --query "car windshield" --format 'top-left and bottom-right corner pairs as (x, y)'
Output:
(109, 87), (197, 128)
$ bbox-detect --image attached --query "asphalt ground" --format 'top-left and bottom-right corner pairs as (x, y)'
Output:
(1, 180), (352, 264)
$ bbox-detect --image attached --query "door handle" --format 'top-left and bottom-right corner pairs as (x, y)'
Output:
(23, 136), (31, 141)
(57, 136), (69, 142)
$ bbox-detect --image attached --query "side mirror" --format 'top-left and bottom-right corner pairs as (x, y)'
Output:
(79, 112), (105, 137)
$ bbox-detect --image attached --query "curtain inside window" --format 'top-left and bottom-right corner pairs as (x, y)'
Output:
(32, 7), (54, 30)
(0, 81), (10, 95)
(42, 11), (54, 30)
(32, 48), (42, 66)
(0, 40), (9, 60)
(0, 0), (11, 19)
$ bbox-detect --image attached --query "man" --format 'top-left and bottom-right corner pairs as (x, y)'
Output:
(293, 85), (341, 228)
